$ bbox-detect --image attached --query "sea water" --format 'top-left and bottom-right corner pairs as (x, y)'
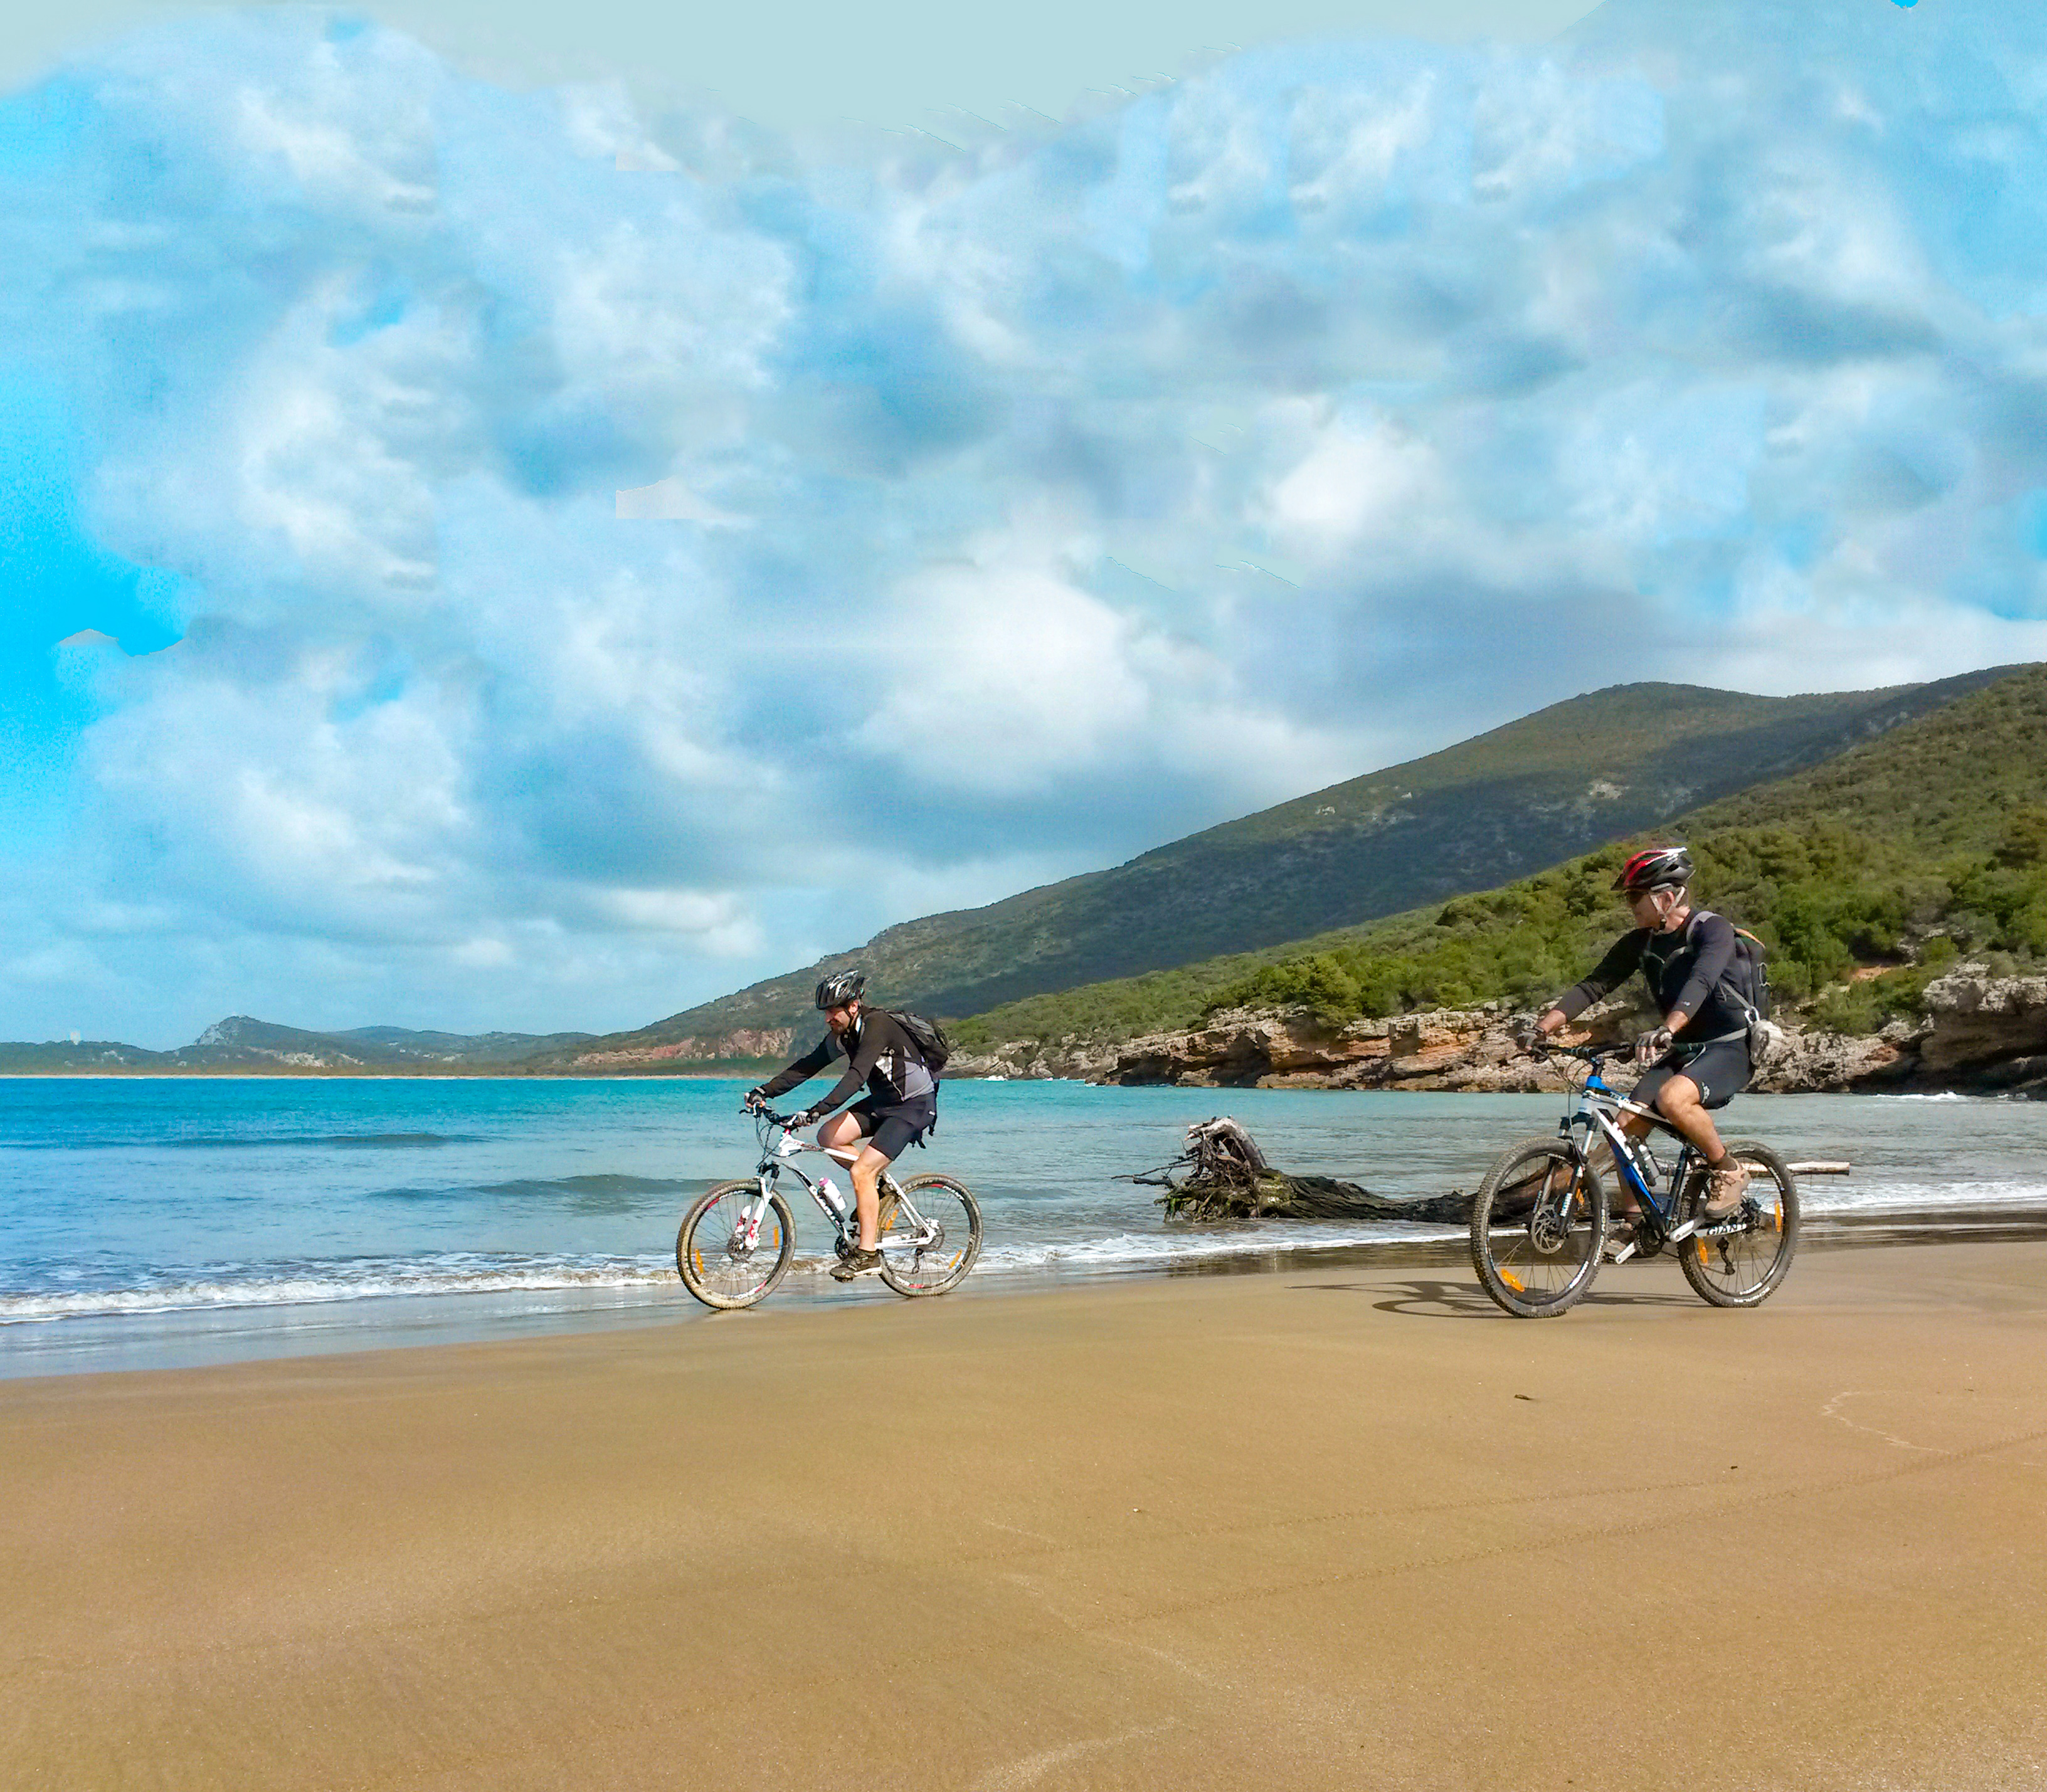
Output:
(2, 1077), (2042, 1376)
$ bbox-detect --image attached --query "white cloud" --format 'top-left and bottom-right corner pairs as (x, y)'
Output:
(1260, 403), (1449, 564)
(7, 2), (2047, 1041)
(615, 477), (739, 522)
(597, 887), (761, 954)
(863, 557), (1154, 796)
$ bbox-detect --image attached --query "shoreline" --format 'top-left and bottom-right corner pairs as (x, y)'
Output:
(6, 1237), (2046, 1789)
(0, 1069), (766, 1081)
(8, 1200), (2046, 1382)
(3, 1067), (2037, 1094)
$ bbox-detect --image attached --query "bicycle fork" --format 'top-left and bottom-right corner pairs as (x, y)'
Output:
(736, 1188), (770, 1252)
(729, 1167), (788, 1255)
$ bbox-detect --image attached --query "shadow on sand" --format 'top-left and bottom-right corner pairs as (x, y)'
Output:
(1294, 1275), (1698, 1319)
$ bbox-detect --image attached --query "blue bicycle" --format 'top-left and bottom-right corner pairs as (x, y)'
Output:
(1469, 1043), (1801, 1319)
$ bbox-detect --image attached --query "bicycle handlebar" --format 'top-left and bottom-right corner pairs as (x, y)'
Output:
(745, 1100), (802, 1128)
(1532, 1040), (1622, 1063)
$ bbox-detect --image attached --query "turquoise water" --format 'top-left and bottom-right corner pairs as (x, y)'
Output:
(3, 1077), (2043, 1375)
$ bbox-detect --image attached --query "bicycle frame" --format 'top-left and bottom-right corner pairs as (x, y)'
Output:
(1555, 1053), (1710, 1255)
(739, 1109), (932, 1254)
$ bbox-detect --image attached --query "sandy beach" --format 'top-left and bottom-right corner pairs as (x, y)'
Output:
(5, 1241), (2046, 1791)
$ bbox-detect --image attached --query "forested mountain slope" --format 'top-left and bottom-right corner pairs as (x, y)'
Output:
(953, 662), (2047, 1050)
(551, 667), (2017, 1062)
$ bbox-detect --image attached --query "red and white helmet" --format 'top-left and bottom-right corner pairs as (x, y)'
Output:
(1612, 845), (1693, 893)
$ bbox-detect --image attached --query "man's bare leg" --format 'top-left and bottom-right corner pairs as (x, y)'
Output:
(1606, 1088), (1719, 1226)
(815, 1117), (889, 1253)
(1651, 1073), (1728, 1164)
(817, 1112), (864, 1156)
(847, 1146), (889, 1251)
(1653, 1075), (1749, 1215)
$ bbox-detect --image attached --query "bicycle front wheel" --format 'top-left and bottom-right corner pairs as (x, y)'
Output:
(1469, 1138), (1607, 1318)
(877, 1173), (982, 1296)
(676, 1181), (795, 1310)
(1679, 1141), (1800, 1309)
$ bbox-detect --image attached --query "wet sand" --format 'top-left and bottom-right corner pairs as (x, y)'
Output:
(5, 1240), (2047, 1790)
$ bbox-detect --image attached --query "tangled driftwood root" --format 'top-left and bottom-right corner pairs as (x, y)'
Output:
(1129, 1117), (1469, 1223)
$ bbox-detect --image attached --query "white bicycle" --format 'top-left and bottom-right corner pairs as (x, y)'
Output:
(675, 1104), (982, 1309)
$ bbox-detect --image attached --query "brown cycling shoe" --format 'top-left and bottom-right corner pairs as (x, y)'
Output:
(1602, 1215), (1642, 1260)
(1699, 1157), (1752, 1220)
(830, 1246), (885, 1282)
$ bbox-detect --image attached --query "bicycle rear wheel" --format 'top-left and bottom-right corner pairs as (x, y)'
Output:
(676, 1181), (795, 1310)
(877, 1173), (982, 1296)
(1469, 1137), (1607, 1318)
(1678, 1141), (1800, 1309)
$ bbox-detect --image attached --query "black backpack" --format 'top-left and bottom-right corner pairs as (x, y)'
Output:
(887, 1009), (952, 1076)
(1691, 911), (1771, 1022)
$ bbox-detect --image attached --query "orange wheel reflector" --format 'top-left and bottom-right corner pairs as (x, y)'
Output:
(1499, 1269), (1525, 1292)
(1695, 1239), (1710, 1264)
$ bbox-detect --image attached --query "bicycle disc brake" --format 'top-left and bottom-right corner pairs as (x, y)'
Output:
(1526, 1179), (1577, 1256)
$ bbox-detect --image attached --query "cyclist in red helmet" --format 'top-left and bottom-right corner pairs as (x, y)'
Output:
(1530, 846), (1752, 1254)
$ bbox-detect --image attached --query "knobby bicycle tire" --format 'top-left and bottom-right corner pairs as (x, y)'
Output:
(677, 1180), (796, 1310)
(877, 1173), (982, 1296)
(1469, 1137), (1608, 1319)
(1678, 1140), (1800, 1309)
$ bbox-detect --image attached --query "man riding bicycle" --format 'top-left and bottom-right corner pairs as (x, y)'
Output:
(746, 971), (938, 1281)
(1530, 846), (1753, 1255)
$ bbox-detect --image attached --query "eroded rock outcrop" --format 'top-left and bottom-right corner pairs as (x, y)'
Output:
(954, 966), (2047, 1096)
(956, 1004), (1565, 1092)
(1744, 1028), (1908, 1094)
(1917, 966), (2047, 1089)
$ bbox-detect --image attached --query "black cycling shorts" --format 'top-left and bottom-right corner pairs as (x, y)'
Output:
(1632, 1038), (1750, 1114)
(846, 1094), (937, 1162)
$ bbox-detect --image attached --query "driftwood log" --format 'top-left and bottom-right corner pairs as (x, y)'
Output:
(1128, 1119), (1853, 1226)
(1129, 1117), (1470, 1224)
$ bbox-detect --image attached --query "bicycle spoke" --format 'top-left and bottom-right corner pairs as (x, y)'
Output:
(878, 1174), (981, 1296)
(1679, 1144), (1799, 1309)
(677, 1182), (794, 1309)
(1470, 1141), (1605, 1317)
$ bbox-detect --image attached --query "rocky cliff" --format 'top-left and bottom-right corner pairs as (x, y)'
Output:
(571, 1028), (795, 1070)
(1912, 966), (2047, 1093)
(950, 965), (2047, 1097)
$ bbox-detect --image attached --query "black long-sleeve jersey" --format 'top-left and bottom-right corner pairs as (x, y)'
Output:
(757, 1009), (935, 1114)
(1553, 909), (1745, 1040)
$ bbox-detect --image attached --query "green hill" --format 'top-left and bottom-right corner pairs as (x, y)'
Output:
(953, 663), (2047, 1049)
(0, 1018), (598, 1074)
(332, 1026), (598, 1065)
(548, 668), (2014, 1063)
(0, 1040), (167, 1073)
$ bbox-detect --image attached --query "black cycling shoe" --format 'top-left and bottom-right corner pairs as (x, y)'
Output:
(830, 1246), (884, 1282)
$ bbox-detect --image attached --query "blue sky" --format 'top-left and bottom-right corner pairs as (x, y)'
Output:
(4, 0), (2047, 1046)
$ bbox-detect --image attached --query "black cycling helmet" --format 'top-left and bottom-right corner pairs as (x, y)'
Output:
(1612, 845), (1693, 893)
(815, 970), (867, 1010)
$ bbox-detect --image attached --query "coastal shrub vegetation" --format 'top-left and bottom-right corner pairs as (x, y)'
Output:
(1204, 829), (2044, 1028)
(953, 667), (2047, 1046)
